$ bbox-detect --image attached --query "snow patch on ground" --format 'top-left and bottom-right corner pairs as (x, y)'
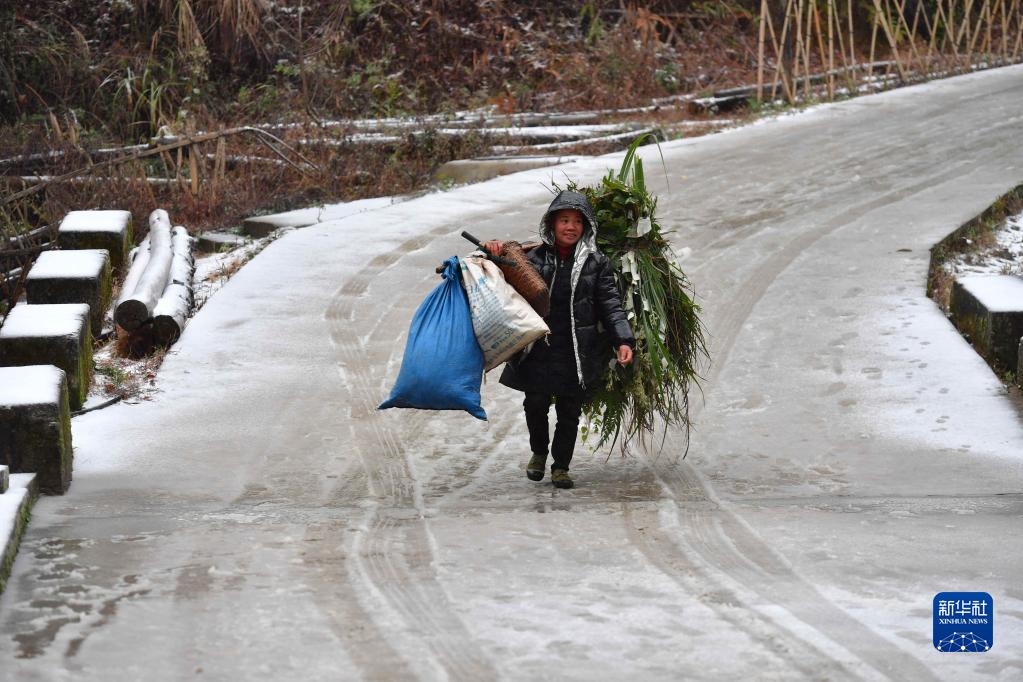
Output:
(245, 195), (403, 230)
(943, 211), (1023, 279)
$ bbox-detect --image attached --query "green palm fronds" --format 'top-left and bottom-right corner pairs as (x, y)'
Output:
(570, 135), (708, 455)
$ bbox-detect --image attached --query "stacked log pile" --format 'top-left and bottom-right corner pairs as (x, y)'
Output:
(114, 209), (195, 349)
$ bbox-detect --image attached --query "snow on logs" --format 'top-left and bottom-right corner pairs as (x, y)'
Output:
(115, 210), (173, 330)
(114, 210), (195, 345)
(152, 227), (195, 346)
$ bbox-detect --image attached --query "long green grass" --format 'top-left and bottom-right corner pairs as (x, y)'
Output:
(569, 135), (708, 455)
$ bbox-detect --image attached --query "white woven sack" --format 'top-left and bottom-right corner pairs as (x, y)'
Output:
(459, 255), (549, 371)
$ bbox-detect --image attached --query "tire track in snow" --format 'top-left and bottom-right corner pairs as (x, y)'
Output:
(621, 502), (855, 679)
(323, 225), (499, 679)
(689, 123), (1022, 386)
(619, 161), (1005, 679)
(642, 459), (938, 681)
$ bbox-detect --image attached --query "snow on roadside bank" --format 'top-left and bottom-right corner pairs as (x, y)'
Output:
(943, 211), (1023, 279)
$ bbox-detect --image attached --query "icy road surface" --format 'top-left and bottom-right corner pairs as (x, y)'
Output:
(3, 66), (1023, 680)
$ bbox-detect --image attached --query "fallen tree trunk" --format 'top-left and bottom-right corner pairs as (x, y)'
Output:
(114, 210), (172, 331)
(116, 234), (151, 306)
(152, 226), (195, 346)
(152, 284), (192, 345)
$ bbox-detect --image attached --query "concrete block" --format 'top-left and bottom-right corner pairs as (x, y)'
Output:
(197, 231), (248, 253)
(0, 303), (92, 409)
(950, 275), (1023, 373)
(0, 473), (40, 594)
(0, 465), (7, 494)
(25, 249), (112, 335)
(433, 155), (578, 184)
(1019, 336), (1023, 384)
(58, 210), (133, 268)
(241, 217), (280, 238)
(0, 366), (73, 495)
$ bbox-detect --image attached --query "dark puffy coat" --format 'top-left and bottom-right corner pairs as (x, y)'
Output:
(499, 191), (634, 395)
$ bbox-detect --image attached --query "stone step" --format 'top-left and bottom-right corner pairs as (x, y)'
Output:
(432, 155), (578, 184)
(950, 275), (1023, 374)
(0, 365), (73, 495)
(196, 231), (249, 254)
(0, 303), (92, 410)
(25, 249), (112, 336)
(241, 216), (281, 238)
(0, 473), (40, 595)
(58, 209), (133, 269)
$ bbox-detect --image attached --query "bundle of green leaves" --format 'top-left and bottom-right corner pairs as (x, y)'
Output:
(568, 136), (708, 454)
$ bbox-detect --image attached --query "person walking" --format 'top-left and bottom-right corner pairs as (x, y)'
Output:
(484, 190), (634, 489)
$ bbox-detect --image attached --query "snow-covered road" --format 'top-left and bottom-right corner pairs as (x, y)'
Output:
(3, 65), (1023, 680)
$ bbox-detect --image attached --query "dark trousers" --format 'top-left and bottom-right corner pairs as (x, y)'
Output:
(523, 392), (584, 472)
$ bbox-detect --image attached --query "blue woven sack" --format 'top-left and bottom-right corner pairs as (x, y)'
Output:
(379, 257), (487, 420)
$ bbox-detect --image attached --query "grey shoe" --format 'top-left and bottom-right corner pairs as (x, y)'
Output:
(526, 453), (546, 481)
(551, 469), (574, 489)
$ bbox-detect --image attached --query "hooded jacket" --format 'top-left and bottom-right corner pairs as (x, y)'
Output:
(499, 190), (635, 395)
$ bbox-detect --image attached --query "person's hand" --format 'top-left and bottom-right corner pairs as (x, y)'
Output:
(482, 240), (504, 257)
(617, 344), (633, 365)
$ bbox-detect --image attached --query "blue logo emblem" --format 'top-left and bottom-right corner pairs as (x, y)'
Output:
(933, 592), (993, 652)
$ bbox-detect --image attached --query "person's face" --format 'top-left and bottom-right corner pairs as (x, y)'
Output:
(552, 209), (585, 248)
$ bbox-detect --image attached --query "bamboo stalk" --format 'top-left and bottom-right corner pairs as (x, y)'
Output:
(955, 0), (976, 52)
(906, 0), (926, 69)
(211, 137), (226, 200)
(780, 0), (796, 101)
(948, 0), (958, 60)
(1014, 0), (1023, 58)
(810, 0), (831, 99)
(832, 0), (857, 92)
(983, 0), (994, 57)
(827, 0), (836, 98)
(189, 143), (200, 196)
(868, 4), (881, 77)
(767, 0), (796, 102)
(873, 0), (909, 81)
(998, 0), (1008, 58)
(765, 7), (784, 100)
(937, 0), (963, 65)
(923, 0), (941, 67)
(803, 0), (814, 97)
(794, 0), (805, 98)
(757, 0), (768, 101)
(893, 0), (926, 72)
(1014, 0), (1023, 57)
(968, 0), (992, 56)
(847, 0), (856, 72)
